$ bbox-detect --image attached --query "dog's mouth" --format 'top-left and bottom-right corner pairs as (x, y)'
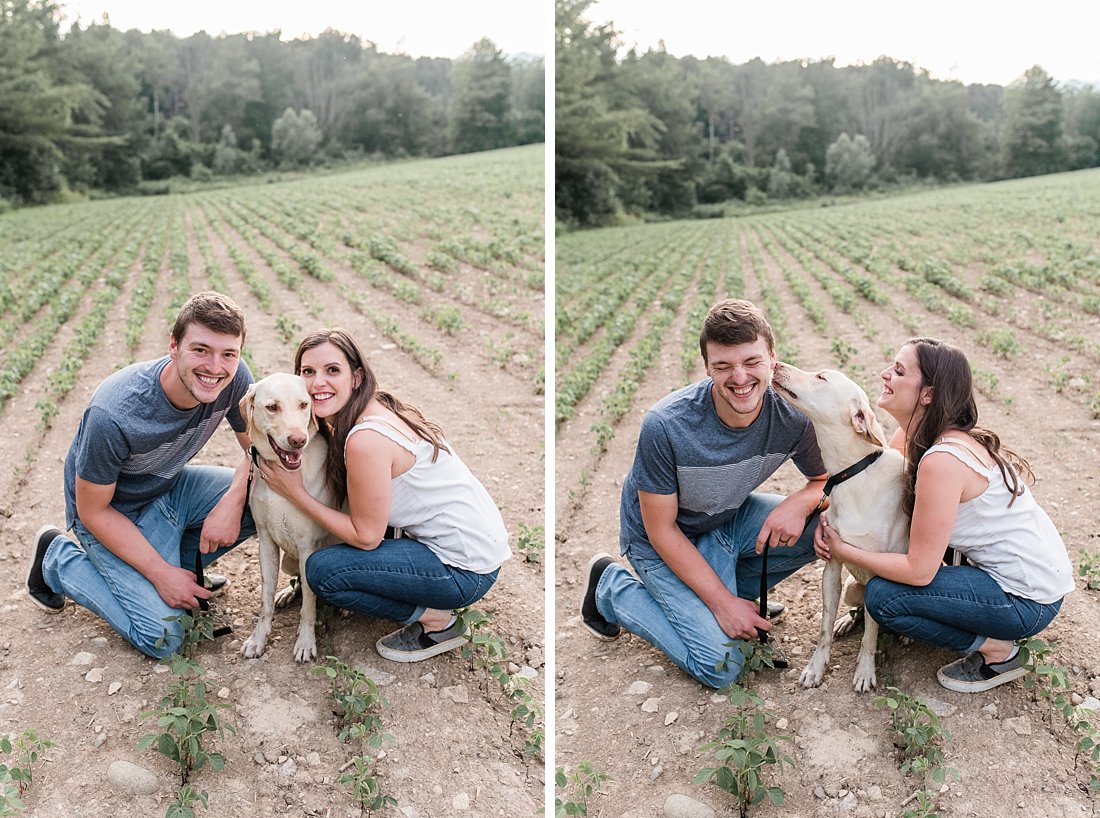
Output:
(268, 436), (303, 471)
(772, 380), (797, 401)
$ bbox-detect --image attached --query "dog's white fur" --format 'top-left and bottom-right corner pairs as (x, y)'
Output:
(772, 362), (909, 692)
(239, 373), (335, 663)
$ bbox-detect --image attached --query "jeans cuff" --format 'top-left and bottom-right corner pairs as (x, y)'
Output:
(404, 604), (426, 625)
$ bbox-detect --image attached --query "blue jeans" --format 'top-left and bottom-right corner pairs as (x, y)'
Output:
(305, 538), (500, 625)
(865, 565), (1063, 654)
(42, 465), (255, 659)
(596, 493), (819, 688)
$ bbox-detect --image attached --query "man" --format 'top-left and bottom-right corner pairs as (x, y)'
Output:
(581, 298), (827, 688)
(26, 291), (256, 658)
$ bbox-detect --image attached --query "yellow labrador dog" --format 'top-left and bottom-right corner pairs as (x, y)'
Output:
(240, 373), (335, 663)
(772, 363), (909, 692)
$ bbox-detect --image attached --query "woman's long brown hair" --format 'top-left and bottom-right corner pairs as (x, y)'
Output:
(294, 328), (448, 505)
(900, 337), (1032, 520)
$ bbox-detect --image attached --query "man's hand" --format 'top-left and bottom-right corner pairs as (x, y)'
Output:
(713, 594), (771, 641)
(200, 494), (243, 554)
(755, 493), (814, 553)
(152, 564), (211, 610)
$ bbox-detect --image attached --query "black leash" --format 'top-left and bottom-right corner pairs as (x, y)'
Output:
(756, 450), (886, 656)
(193, 550), (233, 638)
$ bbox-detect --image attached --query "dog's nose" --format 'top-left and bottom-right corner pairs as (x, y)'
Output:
(287, 432), (307, 449)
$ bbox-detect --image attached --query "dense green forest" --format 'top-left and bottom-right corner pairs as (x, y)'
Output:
(0, 0), (544, 206)
(556, 0), (1100, 227)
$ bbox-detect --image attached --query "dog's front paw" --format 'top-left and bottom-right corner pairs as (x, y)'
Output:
(799, 650), (829, 688)
(293, 630), (317, 663)
(241, 634), (267, 659)
(832, 610), (862, 638)
(852, 656), (877, 693)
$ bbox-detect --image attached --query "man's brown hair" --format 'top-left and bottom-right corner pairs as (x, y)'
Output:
(698, 299), (775, 363)
(171, 291), (246, 345)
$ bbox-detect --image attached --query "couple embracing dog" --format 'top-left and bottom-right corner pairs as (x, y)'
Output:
(26, 292), (510, 665)
(582, 298), (1073, 694)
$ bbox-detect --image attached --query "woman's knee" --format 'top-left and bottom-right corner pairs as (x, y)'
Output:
(863, 577), (895, 620)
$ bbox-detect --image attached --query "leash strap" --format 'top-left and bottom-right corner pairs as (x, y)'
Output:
(194, 550), (232, 639)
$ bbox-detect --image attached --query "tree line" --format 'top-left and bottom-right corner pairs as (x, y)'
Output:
(0, 0), (544, 206)
(556, 0), (1100, 227)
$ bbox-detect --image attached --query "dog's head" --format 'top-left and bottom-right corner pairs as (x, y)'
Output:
(239, 373), (317, 471)
(772, 362), (887, 450)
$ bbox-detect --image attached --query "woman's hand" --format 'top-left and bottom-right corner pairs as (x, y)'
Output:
(814, 514), (850, 562)
(256, 459), (305, 503)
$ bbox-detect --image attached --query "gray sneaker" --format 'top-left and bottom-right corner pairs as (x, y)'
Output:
(937, 650), (1027, 693)
(376, 618), (469, 663)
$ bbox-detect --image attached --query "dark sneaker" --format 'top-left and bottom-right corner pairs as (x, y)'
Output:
(376, 618), (468, 663)
(750, 598), (786, 622)
(27, 526), (65, 614)
(937, 650), (1027, 693)
(204, 572), (229, 598)
(581, 552), (620, 641)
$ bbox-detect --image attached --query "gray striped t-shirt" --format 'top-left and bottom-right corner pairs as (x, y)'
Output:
(64, 356), (253, 527)
(619, 379), (825, 560)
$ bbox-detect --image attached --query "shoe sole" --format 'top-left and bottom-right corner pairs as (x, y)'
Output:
(376, 632), (468, 663)
(581, 552), (621, 641)
(27, 526), (65, 614)
(936, 664), (1028, 693)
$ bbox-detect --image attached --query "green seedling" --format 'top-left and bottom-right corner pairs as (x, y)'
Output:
(694, 684), (793, 817)
(339, 755), (398, 815)
(0, 730), (54, 816)
(515, 522), (545, 564)
(1079, 550), (1100, 590)
(555, 762), (612, 817)
(874, 686), (957, 784)
(165, 784), (209, 818)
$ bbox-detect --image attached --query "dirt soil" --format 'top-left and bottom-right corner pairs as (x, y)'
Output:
(555, 226), (1100, 818)
(0, 185), (545, 817)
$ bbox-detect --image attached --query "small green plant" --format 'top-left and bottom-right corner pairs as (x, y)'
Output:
(590, 421), (614, 455)
(555, 762), (612, 817)
(874, 686), (958, 816)
(1078, 550), (1100, 590)
(830, 337), (857, 366)
(137, 652), (236, 785)
(339, 755), (399, 815)
(165, 784), (209, 818)
(314, 657), (397, 813)
(694, 685), (793, 817)
(515, 521), (544, 564)
(980, 327), (1021, 358)
(457, 607), (544, 758)
(715, 635), (782, 680)
(275, 314), (301, 345)
(0, 730), (54, 816)
(424, 305), (465, 334)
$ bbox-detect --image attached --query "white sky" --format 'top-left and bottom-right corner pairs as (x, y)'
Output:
(590, 0), (1100, 87)
(58, 0), (547, 58)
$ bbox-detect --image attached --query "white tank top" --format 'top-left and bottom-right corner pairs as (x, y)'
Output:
(921, 441), (1073, 603)
(346, 417), (510, 573)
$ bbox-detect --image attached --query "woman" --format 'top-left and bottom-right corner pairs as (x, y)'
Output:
(815, 337), (1073, 692)
(257, 328), (510, 663)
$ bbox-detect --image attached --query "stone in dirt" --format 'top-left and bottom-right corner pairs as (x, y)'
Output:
(453, 792), (470, 810)
(1004, 716), (1031, 735)
(106, 760), (159, 796)
(71, 651), (95, 666)
(627, 680), (653, 696)
(663, 793), (717, 818)
(441, 684), (469, 703)
(641, 697), (660, 712)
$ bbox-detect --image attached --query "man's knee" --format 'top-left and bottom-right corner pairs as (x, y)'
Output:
(130, 615), (185, 659)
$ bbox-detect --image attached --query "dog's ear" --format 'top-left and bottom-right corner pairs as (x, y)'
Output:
(239, 383), (257, 429)
(849, 397), (887, 448)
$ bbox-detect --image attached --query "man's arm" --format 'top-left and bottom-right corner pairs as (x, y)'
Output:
(199, 429), (252, 553)
(75, 477), (210, 609)
(639, 490), (770, 641)
(753, 473), (829, 554)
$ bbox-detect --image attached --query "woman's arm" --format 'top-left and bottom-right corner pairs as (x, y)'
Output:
(815, 452), (965, 585)
(257, 429), (396, 550)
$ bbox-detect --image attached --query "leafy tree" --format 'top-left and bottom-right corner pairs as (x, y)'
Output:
(271, 107), (322, 167)
(510, 56), (545, 145)
(826, 132), (875, 191)
(767, 148), (794, 198)
(1001, 65), (1063, 178)
(449, 37), (514, 153)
